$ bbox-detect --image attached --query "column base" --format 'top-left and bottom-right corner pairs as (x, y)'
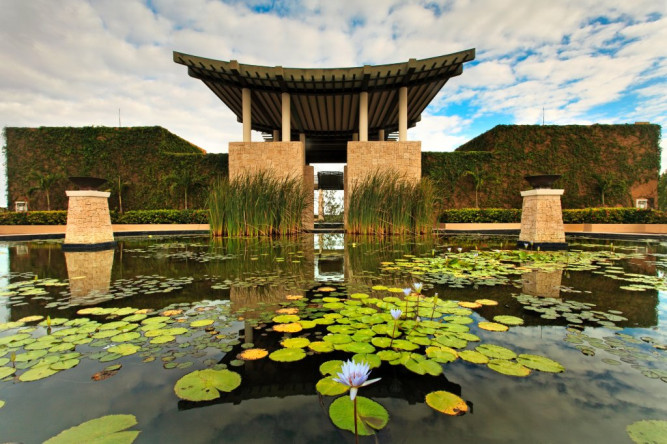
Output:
(517, 241), (568, 251)
(62, 241), (116, 252)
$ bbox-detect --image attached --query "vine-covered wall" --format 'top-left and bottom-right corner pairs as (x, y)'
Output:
(3, 126), (228, 211)
(423, 124), (661, 209)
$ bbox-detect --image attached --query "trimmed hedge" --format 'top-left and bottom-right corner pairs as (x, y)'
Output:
(439, 208), (667, 224)
(0, 210), (209, 225)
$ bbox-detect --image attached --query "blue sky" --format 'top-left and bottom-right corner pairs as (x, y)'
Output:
(0, 0), (665, 206)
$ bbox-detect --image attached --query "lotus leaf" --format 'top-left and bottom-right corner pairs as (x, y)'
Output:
(308, 341), (334, 353)
(19, 365), (59, 382)
(316, 376), (349, 396)
(269, 348), (306, 362)
(425, 391), (468, 416)
(627, 420), (667, 444)
(517, 354), (565, 373)
(478, 322), (509, 332)
(43, 414), (139, 444)
(493, 315), (525, 326)
(174, 369), (241, 401)
(459, 350), (489, 364)
(476, 344), (517, 360)
(488, 359), (531, 377)
(281, 337), (310, 348)
(329, 396), (389, 436)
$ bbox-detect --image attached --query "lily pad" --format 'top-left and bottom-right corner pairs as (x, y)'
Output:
(626, 420), (667, 444)
(43, 414), (139, 444)
(329, 396), (389, 436)
(269, 348), (306, 362)
(476, 344), (517, 360)
(320, 360), (344, 376)
(108, 344), (140, 356)
(425, 391), (468, 416)
(488, 359), (531, 377)
(309, 341), (334, 353)
(478, 322), (509, 332)
(316, 376), (349, 396)
(190, 319), (215, 328)
(0, 366), (16, 379)
(174, 369), (241, 401)
(493, 315), (524, 326)
(517, 354), (565, 373)
(272, 314), (300, 323)
(281, 337), (310, 349)
(238, 348), (268, 360)
(459, 350), (489, 364)
(19, 365), (59, 382)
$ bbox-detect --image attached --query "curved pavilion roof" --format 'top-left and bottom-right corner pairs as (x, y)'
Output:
(173, 49), (475, 140)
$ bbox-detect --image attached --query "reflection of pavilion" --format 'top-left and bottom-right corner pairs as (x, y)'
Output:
(64, 249), (114, 304)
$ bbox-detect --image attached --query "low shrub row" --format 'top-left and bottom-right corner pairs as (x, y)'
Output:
(0, 210), (209, 225)
(439, 208), (667, 224)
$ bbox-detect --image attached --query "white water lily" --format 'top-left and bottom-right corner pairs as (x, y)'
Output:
(333, 360), (381, 401)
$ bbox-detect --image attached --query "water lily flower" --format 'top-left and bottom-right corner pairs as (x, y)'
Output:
(413, 282), (423, 293)
(390, 308), (402, 320)
(447, 247), (452, 253)
(402, 288), (411, 297)
(457, 247), (463, 253)
(333, 360), (381, 401)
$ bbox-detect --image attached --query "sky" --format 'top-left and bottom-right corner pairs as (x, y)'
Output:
(0, 0), (665, 206)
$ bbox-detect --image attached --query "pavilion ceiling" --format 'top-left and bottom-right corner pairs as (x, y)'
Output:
(173, 49), (476, 139)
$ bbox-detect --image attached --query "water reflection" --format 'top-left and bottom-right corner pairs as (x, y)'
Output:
(64, 249), (114, 304)
(522, 269), (563, 299)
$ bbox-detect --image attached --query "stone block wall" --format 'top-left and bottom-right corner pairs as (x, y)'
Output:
(64, 191), (114, 245)
(345, 141), (421, 215)
(229, 142), (305, 180)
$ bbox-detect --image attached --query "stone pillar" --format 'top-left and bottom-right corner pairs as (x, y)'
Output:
(299, 133), (306, 144)
(359, 91), (368, 141)
(303, 164), (315, 231)
(282, 92), (291, 142)
(398, 86), (408, 141)
(518, 189), (567, 250)
(242, 88), (252, 142)
(378, 129), (385, 141)
(63, 191), (115, 250)
(317, 189), (324, 221)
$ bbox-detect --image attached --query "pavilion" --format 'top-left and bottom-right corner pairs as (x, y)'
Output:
(173, 48), (475, 228)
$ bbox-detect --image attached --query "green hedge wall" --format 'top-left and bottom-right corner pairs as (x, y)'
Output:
(424, 124), (661, 209)
(439, 208), (667, 224)
(0, 210), (209, 225)
(3, 126), (228, 212)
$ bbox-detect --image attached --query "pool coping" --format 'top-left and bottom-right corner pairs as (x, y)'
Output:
(1, 223), (667, 241)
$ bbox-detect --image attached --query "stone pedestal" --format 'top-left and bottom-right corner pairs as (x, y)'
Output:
(63, 191), (115, 251)
(518, 189), (567, 250)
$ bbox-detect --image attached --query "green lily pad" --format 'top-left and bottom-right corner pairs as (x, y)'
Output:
(488, 359), (531, 377)
(377, 350), (401, 361)
(329, 396), (389, 436)
(0, 366), (16, 379)
(371, 337), (392, 348)
(425, 390), (468, 416)
(150, 335), (175, 344)
(14, 349), (47, 362)
(320, 360), (344, 376)
(308, 341), (334, 353)
(269, 348), (306, 362)
(174, 369), (241, 401)
(476, 344), (517, 360)
(19, 365), (59, 382)
(459, 350), (489, 364)
(343, 342), (376, 354)
(405, 358), (443, 376)
(517, 354), (565, 373)
(0, 400), (4, 409)
(44, 414), (139, 444)
(111, 332), (141, 342)
(51, 358), (80, 371)
(478, 322), (509, 332)
(316, 376), (349, 396)
(626, 420), (667, 444)
(493, 315), (524, 326)
(352, 353), (382, 369)
(425, 347), (458, 363)
(108, 344), (140, 356)
(281, 337), (310, 348)
(190, 319), (214, 328)
(323, 334), (352, 345)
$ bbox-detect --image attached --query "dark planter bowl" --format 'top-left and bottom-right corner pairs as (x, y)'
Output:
(524, 174), (561, 189)
(68, 176), (107, 190)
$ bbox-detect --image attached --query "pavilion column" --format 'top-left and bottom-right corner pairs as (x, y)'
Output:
(282, 92), (291, 142)
(378, 129), (385, 141)
(359, 91), (368, 142)
(272, 130), (280, 141)
(398, 86), (408, 141)
(242, 88), (252, 142)
(299, 133), (306, 144)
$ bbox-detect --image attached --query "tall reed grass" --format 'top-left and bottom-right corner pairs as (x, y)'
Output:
(209, 172), (309, 237)
(346, 172), (436, 235)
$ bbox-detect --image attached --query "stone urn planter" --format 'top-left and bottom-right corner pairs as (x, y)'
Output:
(524, 174), (561, 189)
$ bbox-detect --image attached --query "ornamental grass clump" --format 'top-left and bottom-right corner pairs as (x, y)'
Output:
(208, 172), (309, 237)
(346, 171), (435, 235)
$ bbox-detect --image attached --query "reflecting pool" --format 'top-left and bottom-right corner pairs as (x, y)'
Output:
(0, 234), (665, 443)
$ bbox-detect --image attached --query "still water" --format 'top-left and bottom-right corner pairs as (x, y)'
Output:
(0, 234), (665, 443)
